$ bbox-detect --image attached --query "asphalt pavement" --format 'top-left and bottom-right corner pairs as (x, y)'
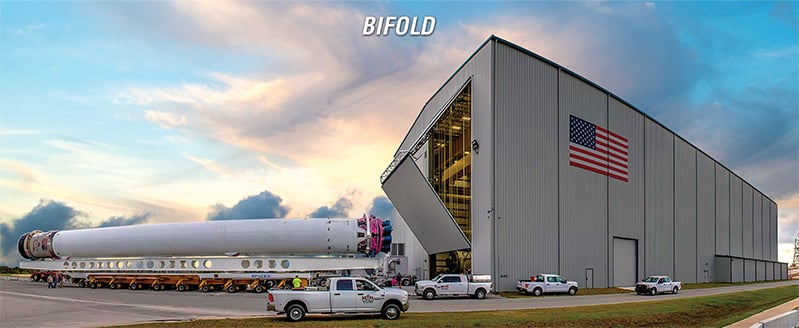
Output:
(1, 278), (796, 328)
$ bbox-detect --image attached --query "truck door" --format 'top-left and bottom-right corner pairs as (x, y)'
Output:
(545, 276), (564, 293)
(440, 275), (467, 295)
(331, 279), (358, 312)
(355, 279), (384, 311)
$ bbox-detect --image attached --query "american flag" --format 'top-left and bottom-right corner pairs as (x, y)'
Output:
(569, 115), (629, 182)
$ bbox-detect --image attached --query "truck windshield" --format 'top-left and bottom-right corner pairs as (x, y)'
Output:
(642, 277), (659, 283)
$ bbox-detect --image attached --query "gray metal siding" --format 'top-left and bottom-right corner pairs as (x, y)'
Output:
(761, 194), (769, 261)
(756, 261), (765, 281)
(770, 201), (778, 261)
(715, 165), (730, 255)
(714, 257), (731, 282)
(744, 259), (755, 282)
(674, 138), (697, 283)
(766, 262), (774, 280)
(558, 72), (608, 288)
(608, 98), (644, 287)
(742, 184), (753, 258)
(466, 42), (494, 276)
(731, 258), (744, 282)
(644, 119), (674, 277)
(493, 42), (559, 290)
(753, 193), (763, 259)
(696, 153), (715, 283)
(729, 176), (743, 257)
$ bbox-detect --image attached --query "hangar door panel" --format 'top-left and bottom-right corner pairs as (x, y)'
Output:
(613, 238), (637, 286)
(382, 155), (471, 254)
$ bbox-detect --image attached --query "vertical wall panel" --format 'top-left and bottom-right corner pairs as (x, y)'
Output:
(753, 193), (763, 259)
(729, 175), (743, 257)
(608, 98), (644, 286)
(742, 184), (754, 258)
(696, 153), (715, 283)
(494, 42), (559, 290)
(558, 72), (608, 288)
(744, 259), (755, 282)
(771, 201), (778, 261)
(756, 261), (765, 281)
(644, 119), (674, 277)
(674, 138), (697, 283)
(761, 195), (769, 261)
(715, 165), (730, 255)
(766, 262), (774, 280)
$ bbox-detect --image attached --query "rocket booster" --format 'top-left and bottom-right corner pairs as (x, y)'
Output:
(18, 216), (393, 260)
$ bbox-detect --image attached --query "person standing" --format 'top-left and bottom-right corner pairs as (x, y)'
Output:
(46, 274), (53, 289)
(292, 275), (302, 289)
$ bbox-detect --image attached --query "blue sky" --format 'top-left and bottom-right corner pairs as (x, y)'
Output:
(0, 1), (797, 265)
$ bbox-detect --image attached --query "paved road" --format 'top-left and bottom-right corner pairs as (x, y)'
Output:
(1, 278), (796, 328)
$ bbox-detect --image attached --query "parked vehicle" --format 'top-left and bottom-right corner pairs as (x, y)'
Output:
(635, 276), (681, 295)
(267, 277), (409, 322)
(516, 274), (579, 296)
(414, 273), (492, 300)
(30, 270), (58, 282)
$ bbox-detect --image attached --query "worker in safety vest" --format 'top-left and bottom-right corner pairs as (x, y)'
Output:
(292, 275), (302, 289)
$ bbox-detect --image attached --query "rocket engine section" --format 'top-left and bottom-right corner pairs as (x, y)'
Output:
(18, 215), (393, 260)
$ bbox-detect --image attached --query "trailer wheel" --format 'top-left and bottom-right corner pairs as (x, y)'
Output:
(226, 285), (236, 293)
(78, 281), (86, 288)
(153, 284), (161, 291)
(265, 280), (274, 288)
(177, 284), (187, 292)
(201, 285), (211, 293)
(32, 274), (41, 282)
(109, 283), (117, 289)
(254, 285), (264, 293)
(475, 288), (487, 300)
(90, 282), (98, 289)
(129, 283), (138, 290)
(286, 304), (306, 322)
(423, 289), (436, 300)
(533, 288), (543, 297)
(382, 303), (401, 320)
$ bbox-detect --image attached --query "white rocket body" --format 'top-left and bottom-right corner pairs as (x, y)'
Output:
(17, 218), (386, 260)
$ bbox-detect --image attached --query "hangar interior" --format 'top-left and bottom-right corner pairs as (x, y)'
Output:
(381, 36), (787, 291)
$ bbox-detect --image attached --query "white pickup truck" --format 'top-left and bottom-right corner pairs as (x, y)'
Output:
(635, 275), (682, 295)
(267, 277), (409, 321)
(414, 273), (492, 300)
(516, 274), (579, 296)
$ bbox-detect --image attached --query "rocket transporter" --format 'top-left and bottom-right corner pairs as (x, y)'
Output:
(17, 215), (397, 293)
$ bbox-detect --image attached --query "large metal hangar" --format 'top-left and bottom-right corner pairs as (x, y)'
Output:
(380, 36), (788, 291)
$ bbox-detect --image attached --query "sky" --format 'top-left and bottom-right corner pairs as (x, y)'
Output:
(0, 1), (797, 266)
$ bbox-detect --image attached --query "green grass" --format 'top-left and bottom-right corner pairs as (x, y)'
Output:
(112, 285), (798, 328)
(681, 280), (790, 290)
(499, 287), (628, 298)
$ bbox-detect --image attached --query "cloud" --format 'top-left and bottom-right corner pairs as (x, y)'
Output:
(97, 213), (150, 228)
(309, 197), (353, 218)
(367, 196), (395, 220)
(207, 190), (290, 220)
(144, 110), (187, 128)
(0, 200), (84, 266)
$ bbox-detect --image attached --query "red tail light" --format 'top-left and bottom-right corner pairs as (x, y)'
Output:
(268, 293), (274, 302)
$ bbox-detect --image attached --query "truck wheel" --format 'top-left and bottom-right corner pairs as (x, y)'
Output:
(254, 285), (264, 293)
(32, 275), (41, 282)
(286, 304), (306, 322)
(201, 285), (211, 293)
(533, 288), (543, 297)
(672, 286), (679, 294)
(475, 289), (486, 300)
(649, 288), (657, 296)
(568, 287), (578, 295)
(382, 303), (401, 320)
(177, 284), (187, 292)
(226, 285), (236, 293)
(423, 289), (436, 300)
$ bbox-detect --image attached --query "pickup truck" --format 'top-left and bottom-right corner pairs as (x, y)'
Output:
(516, 274), (579, 296)
(635, 276), (681, 295)
(267, 277), (409, 321)
(414, 274), (492, 300)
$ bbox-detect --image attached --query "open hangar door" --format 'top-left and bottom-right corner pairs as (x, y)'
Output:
(613, 237), (637, 286)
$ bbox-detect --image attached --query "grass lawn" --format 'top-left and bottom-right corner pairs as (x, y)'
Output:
(499, 287), (628, 298)
(112, 285), (798, 328)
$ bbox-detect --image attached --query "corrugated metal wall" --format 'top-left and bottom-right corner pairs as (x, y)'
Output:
(493, 41), (559, 290)
(729, 175), (743, 257)
(696, 153), (716, 283)
(754, 192), (763, 259)
(644, 119), (675, 277)
(744, 259), (755, 282)
(742, 183), (754, 258)
(674, 138), (697, 283)
(558, 72), (609, 288)
(608, 98), (644, 286)
(715, 165), (730, 255)
(770, 201), (778, 261)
